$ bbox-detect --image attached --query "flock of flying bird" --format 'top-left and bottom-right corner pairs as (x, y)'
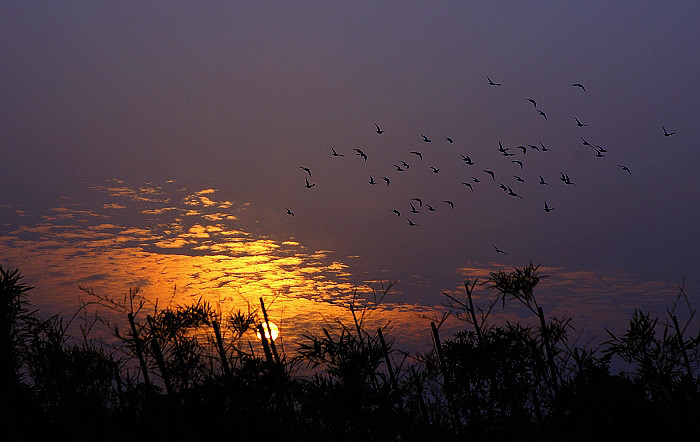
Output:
(285, 77), (676, 255)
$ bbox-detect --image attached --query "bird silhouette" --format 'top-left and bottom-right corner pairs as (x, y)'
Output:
(515, 176), (524, 182)
(422, 135), (432, 142)
(426, 204), (436, 212)
(528, 144), (540, 152)
(375, 123), (385, 134)
(391, 209), (401, 216)
(445, 137), (454, 143)
(300, 166), (312, 176)
(401, 161), (410, 169)
(369, 175), (376, 185)
(539, 175), (548, 185)
(354, 148), (367, 161)
(484, 170), (495, 180)
(512, 160), (523, 169)
(499, 183), (508, 191)
(331, 148), (344, 156)
(406, 218), (420, 226)
(527, 98), (537, 108)
(381, 176), (390, 185)
(461, 154), (474, 165)
(544, 201), (554, 212)
(538, 110), (547, 121)
(462, 182), (474, 191)
(493, 245), (506, 254)
(540, 143), (550, 151)
(575, 117), (588, 127)
(572, 83), (586, 91)
(394, 164), (405, 171)
(430, 167), (440, 173)
(410, 151), (423, 160)
(444, 200), (454, 209)
(595, 150), (605, 158)
(411, 198), (423, 206)
(580, 137), (591, 147)
(498, 141), (508, 154)
(507, 187), (523, 199)
(618, 165), (631, 174)
(305, 178), (315, 188)
(410, 203), (420, 214)
(487, 76), (502, 86)
(663, 126), (675, 136)
(284, 207), (294, 216)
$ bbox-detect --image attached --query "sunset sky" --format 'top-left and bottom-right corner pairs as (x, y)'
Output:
(2, 2), (699, 347)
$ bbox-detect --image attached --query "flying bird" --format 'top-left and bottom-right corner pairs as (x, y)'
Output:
(493, 245), (506, 254)
(515, 176), (524, 182)
(401, 161), (410, 169)
(487, 76), (502, 86)
(300, 166), (312, 176)
(426, 204), (436, 212)
(595, 150), (605, 158)
(471, 176), (481, 183)
(461, 154), (474, 165)
(381, 176), (390, 185)
(461, 182), (474, 191)
(516, 145), (527, 155)
(422, 135), (432, 142)
(284, 207), (294, 216)
(375, 123), (385, 134)
(445, 137), (454, 143)
(575, 117), (588, 127)
(444, 200), (454, 209)
(411, 198), (423, 206)
(394, 164), (405, 171)
(391, 209), (401, 216)
(507, 187), (523, 199)
(580, 137), (591, 147)
(430, 167), (440, 173)
(512, 160), (523, 169)
(663, 126), (675, 137)
(305, 178), (315, 188)
(544, 201), (554, 212)
(499, 183), (508, 191)
(527, 98), (537, 108)
(539, 175), (548, 185)
(354, 148), (367, 161)
(406, 218), (420, 226)
(369, 175), (377, 185)
(618, 165), (631, 174)
(572, 83), (586, 91)
(484, 170), (495, 181)
(528, 144), (540, 151)
(595, 145), (607, 153)
(538, 110), (547, 121)
(410, 151), (423, 160)
(540, 143), (550, 151)
(331, 148), (344, 157)
(410, 203), (420, 214)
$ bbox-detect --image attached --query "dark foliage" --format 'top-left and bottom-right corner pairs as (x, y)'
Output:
(0, 264), (698, 441)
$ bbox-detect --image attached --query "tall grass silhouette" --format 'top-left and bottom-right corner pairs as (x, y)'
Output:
(1, 263), (697, 441)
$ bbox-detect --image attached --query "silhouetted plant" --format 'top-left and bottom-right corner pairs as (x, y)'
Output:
(2, 265), (698, 440)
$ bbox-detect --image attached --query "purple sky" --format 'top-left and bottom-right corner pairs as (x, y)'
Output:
(2, 2), (699, 344)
